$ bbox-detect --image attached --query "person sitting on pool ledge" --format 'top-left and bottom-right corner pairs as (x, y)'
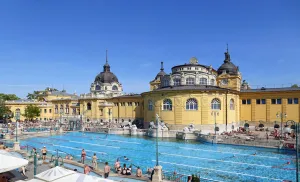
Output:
(122, 164), (127, 175)
(136, 167), (142, 177)
(126, 165), (132, 175)
(114, 159), (120, 172)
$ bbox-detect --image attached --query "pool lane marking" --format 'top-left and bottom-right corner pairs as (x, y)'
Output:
(66, 135), (141, 144)
(160, 152), (273, 168)
(179, 147), (281, 159)
(51, 144), (107, 155)
(164, 170), (224, 182)
(163, 170), (224, 182)
(68, 141), (120, 149)
(154, 160), (285, 181)
(34, 138), (120, 149)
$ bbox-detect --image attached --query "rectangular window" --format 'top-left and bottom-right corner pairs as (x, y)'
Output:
(261, 99), (266, 104)
(114, 103), (118, 106)
(256, 99), (261, 104)
(242, 100), (246, 104)
(100, 109), (103, 116)
(44, 109), (47, 113)
(49, 109), (52, 113)
(128, 102), (132, 106)
(271, 99), (276, 104)
(247, 99), (251, 105)
(277, 99), (282, 104)
(121, 102), (125, 106)
(135, 102), (139, 106)
(288, 98), (293, 104)
(294, 98), (299, 104)
(272, 98), (282, 104)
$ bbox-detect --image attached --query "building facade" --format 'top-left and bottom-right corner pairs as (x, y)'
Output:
(5, 48), (300, 129)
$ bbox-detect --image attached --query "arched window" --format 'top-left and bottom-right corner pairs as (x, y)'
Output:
(95, 85), (101, 90)
(55, 105), (58, 114)
(148, 100), (153, 111)
(230, 99), (235, 110)
(200, 78), (208, 85)
(210, 79), (215, 86)
(186, 98), (198, 110)
(112, 85), (118, 90)
(186, 77), (195, 85)
(87, 103), (92, 110)
(163, 79), (169, 87)
(65, 104), (69, 114)
(163, 99), (172, 111)
(15, 108), (20, 119)
(173, 78), (181, 86)
(60, 104), (64, 113)
(211, 98), (221, 110)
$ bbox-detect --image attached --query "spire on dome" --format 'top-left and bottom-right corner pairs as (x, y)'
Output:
(103, 49), (110, 72)
(224, 43), (231, 63)
(160, 61), (164, 71)
(106, 49), (108, 64)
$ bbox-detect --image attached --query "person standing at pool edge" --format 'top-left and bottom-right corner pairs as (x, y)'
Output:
(92, 153), (98, 169)
(104, 162), (111, 178)
(81, 149), (86, 164)
(41, 146), (47, 162)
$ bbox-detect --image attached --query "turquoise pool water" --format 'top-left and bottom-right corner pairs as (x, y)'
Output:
(19, 132), (296, 182)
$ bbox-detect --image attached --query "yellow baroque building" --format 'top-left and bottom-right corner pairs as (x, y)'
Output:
(5, 49), (300, 130)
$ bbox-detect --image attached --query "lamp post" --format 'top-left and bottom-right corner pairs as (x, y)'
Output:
(276, 112), (287, 140)
(13, 112), (20, 151)
(59, 111), (63, 133)
(211, 110), (219, 135)
(155, 114), (160, 166)
(34, 152), (37, 176)
(152, 114), (163, 182)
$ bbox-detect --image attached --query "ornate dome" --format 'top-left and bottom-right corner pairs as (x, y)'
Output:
(217, 50), (238, 75)
(94, 71), (119, 83)
(94, 51), (119, 83)
(155, 62), (166, 80)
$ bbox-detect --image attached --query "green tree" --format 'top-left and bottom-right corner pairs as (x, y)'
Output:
(0, 93), (20, 101)
(291, 84), (299, 88)
(27, 88), (58, 100)
(26, 91), (41, 100)
(23, 104), (40, 121)
(0, 100), (11, 120)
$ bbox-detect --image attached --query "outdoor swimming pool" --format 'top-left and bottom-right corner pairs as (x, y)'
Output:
(19, 132), (296, 182)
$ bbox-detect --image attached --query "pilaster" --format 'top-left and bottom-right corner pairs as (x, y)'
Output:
(266, 99), (271, 122)
(282, 98), (287, 122)
(201, 94), (208, 124)
(251, 99), (256, 121)
(174, 97), (182, 125)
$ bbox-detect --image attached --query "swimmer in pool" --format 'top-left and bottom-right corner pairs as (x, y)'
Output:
(124, 156), (129, 161)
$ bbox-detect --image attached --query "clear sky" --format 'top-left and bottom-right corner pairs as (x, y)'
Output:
(0, 0), (299, 98)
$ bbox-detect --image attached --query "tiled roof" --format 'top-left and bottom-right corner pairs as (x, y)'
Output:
(241, 87), (300, 93)
(113, 94), (142, 98)
(154, 85), (229, 92)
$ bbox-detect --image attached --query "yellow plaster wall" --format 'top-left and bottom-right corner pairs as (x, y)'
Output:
(240, 92), (300, 122)
(143, 91), (239, 126)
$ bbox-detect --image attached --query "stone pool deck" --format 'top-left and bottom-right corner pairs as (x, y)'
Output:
(15, 149), (149, 182)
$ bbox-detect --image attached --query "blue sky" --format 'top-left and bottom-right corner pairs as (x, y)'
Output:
(0, 0), (299, 98)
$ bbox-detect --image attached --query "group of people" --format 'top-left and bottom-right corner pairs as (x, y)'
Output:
(114, 158), (142, 177)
